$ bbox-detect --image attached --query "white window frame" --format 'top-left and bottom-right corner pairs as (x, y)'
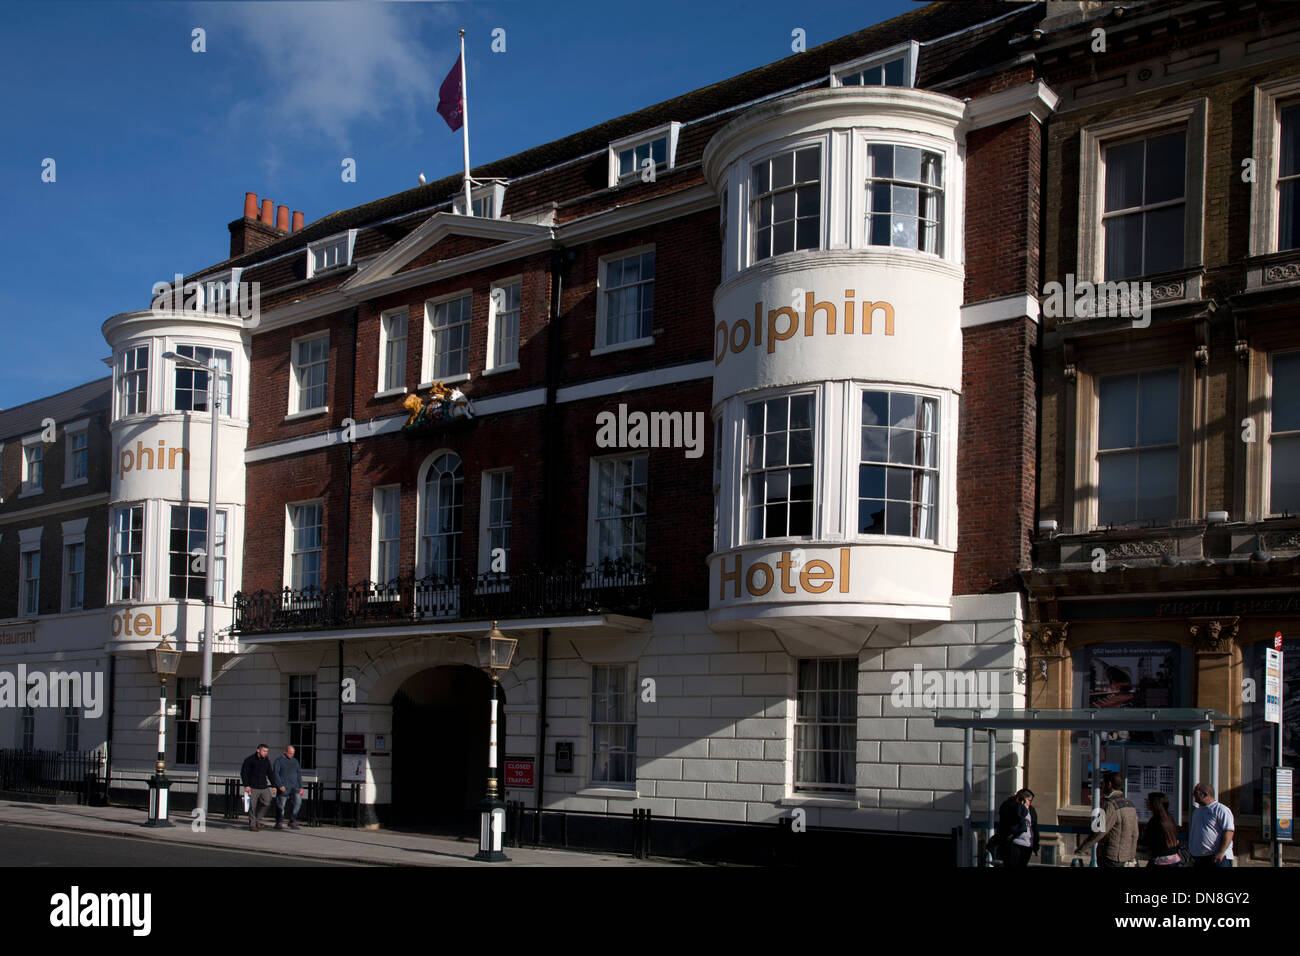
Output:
(415, 451), (464, 582)
(593, 246), (655, 355)
(586, 453), (649, 569)
(288, 331), (330, 418)
(284, 500), (325, 594)
(607, 122), (681, 187)
(111, 504), (145, 604)
(479, 468), (513, 575)
(589, 663), (637, 787)
(793, 657), (858, 793)
(422, 290), (473, 387)
(63, 419), (89, 488)
(742, 389), (819, 545)
(61, 517), (87, 613)
(376, 309), (409, 398)
(170, 343), (234, 418)
(306, 229), (357, 278)
(20, 434), (44, 497)
(862, 142), (945, 256)
(486, 277), (522, 374)
(1078, 101), (1207, 284)
(747, 139), (826, 267)
(18, 527), (42, 618)
(1250, 76), (1300, 258)
(168, 504), (228, 604)
(117, 343), (150, 419)
(1265, 350), (1300, 518)
(453, 180), (508, 219)
(372, 485), (402, 591)
(853, 386), (943, 544)
(828, 41), (919, 88)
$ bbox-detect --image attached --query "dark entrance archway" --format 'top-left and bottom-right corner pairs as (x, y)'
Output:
(390, 664), (504, 832)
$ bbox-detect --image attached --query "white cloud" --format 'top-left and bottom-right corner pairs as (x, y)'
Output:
(199, 1), (453, 144)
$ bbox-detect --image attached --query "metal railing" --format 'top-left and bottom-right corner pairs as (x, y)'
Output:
(234, 562), (653, 635)
(0, 749), (103, 802)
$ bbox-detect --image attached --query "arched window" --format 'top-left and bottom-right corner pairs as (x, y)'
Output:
(419, 452), (463, 581)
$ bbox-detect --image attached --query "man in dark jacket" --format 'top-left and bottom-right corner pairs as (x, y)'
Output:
(240, 744), (278, 831)
(272, 745), (305, 830)
(991, 788), (1040, 867)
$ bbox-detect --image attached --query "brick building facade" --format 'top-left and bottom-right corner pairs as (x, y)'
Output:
(94, 0), (1061, 860)
(1024, 0), (1300, 864)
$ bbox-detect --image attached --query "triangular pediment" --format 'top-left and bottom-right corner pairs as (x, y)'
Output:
(343, 213), (551, 291)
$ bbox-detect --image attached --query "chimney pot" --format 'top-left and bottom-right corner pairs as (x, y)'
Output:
(291, 210), (304, 232)
(276, 205), (290, 231)
(260, 199), (274, 225)
(244, 192), (259, 220)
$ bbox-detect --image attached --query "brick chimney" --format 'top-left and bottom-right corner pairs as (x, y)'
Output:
(228, 192), (305, 259)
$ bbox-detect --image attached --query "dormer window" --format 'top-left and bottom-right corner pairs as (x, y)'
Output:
(307, 230), (357, 278)
(453, 180), (508, 219)
(608, 122), (681, 187)
(830, 41), (919, 89)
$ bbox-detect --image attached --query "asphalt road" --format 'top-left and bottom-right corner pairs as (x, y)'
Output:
(0, 823), (362, 867)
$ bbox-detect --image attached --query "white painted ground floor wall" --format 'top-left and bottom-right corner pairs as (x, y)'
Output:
(108, 593), (1026, 835)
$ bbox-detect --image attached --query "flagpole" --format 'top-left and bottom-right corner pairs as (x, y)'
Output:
(459, 29), (472, 214)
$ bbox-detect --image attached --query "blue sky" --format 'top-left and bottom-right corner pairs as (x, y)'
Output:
(0, 0), (917, 409)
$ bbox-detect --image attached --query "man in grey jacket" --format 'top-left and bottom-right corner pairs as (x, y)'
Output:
(272, 745), (305, 830)
(1077, 771), (1140, 867)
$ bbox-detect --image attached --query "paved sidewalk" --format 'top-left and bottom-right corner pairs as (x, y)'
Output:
(0, 800), (683, 867)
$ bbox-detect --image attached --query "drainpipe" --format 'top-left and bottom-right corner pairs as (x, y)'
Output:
(534, 246), (565, 823)
(103, 653), (117, 803)
(336, 306), (358, 817)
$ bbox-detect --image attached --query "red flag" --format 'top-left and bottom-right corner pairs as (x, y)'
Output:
(437, 55), (464, 131)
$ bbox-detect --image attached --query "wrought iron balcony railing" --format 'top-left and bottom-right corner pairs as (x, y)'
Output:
(233, 562), (654, 635)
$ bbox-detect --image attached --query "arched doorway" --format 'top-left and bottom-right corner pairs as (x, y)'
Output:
(389, 664), (505, 832)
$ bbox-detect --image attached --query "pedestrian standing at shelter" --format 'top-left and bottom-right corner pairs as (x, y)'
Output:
(991, 788), (1039, 867)
(240, 743), (278, 831)
(1189, 783), (1234, 868)
(273, 744), (305, 830)
(1077, 771), (1139, 867)
(1141, 791), (1183, 867)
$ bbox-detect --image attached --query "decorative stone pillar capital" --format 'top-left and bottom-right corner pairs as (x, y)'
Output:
(1025, 621), (1069, 658)
(1189, 617), (1239, 655)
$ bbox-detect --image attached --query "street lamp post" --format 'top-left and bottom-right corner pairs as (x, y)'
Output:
(474, 621), (517, 862)
(162, 351), (220, 821)
(145, 636), (182, 826)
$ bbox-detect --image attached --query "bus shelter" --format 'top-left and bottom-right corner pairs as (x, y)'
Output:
(933, 708), (1236, 867)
